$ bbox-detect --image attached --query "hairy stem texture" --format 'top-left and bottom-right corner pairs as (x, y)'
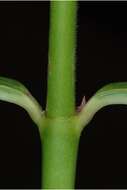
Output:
(46, 1), (77, 117)
(41, 1), (78, 189)
(41, 118), (80, 189)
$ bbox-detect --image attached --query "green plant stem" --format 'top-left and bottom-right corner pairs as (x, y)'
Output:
(40, 1), (78, 189)
(46, 1), (77, 117)
(41, 118), (80, 189)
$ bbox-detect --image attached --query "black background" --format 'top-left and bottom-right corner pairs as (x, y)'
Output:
(0, 1), (127, 189)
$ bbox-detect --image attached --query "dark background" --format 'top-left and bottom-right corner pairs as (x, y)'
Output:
(0, 1), (127, 189)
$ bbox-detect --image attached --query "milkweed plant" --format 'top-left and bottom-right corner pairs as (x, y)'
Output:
(1, 1), (127, 189)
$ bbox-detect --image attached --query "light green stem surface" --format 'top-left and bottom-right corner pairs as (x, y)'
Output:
(41, 1), (78, 189)
(41, 118), (80, 189)
(46, 1), (77, 117)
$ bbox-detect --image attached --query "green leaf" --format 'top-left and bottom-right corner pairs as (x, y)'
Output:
(96, 82), (127, 95)
(0, 77), (43, 127)
(76, 82), (127, 133)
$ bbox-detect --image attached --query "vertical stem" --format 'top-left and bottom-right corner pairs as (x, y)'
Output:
(46, 1), (78, 117)
(41, 1), (79, 189)
(41, 118), (80, 189)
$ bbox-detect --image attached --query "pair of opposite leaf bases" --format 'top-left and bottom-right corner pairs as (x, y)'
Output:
(0, 76), (127, 133)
